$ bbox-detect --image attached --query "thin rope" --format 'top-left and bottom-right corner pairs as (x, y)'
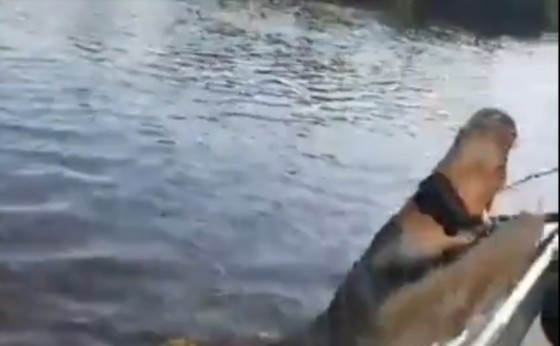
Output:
(503, 166), (559, 190)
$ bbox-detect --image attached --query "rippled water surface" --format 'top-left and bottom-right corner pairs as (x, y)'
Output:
(0, 1), (558, 345)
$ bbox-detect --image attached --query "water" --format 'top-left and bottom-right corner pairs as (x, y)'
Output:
(0, 1), (557, 345)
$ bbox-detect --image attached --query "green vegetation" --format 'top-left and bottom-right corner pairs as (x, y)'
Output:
(331, 0), (559, 35)
(546, 0), (558, 31)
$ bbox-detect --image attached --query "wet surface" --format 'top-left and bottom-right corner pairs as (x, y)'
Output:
(0, 0), (557, 345)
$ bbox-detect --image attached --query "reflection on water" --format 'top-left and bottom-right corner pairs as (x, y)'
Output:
(0, 0), (557, 345)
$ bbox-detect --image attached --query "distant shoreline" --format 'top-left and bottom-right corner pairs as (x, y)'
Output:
(318, 0), (559, 36)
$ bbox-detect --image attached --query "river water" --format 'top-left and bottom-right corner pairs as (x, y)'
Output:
(0, 1), (557, 345)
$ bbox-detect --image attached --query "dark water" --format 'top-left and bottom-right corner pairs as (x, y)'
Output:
(0, 1), (557, 345)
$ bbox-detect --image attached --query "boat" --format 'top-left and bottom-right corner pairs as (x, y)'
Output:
(442, 222), (558, 346)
